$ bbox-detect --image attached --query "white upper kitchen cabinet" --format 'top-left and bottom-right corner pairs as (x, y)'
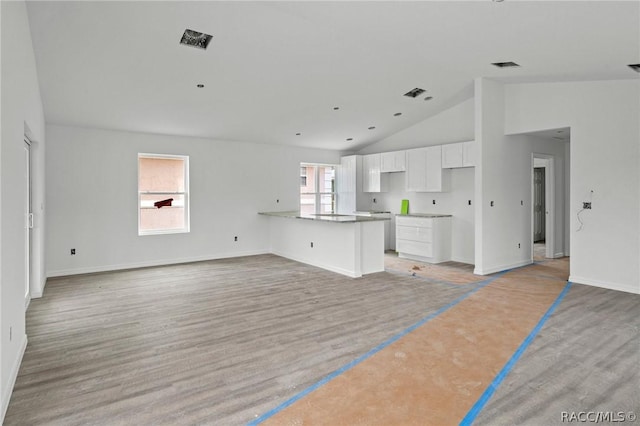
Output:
(406, 147), (428, 191)
(337, 155), (365, 214)
(362, 153), (389, 193)
(462, 141), (475, 167)
(405, 146), (448, 192)
(441, 143), (463, 168)
(380, 150), (406, 172)
(442, 141), (475, 168)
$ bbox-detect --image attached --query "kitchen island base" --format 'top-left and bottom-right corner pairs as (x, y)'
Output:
(262, 213), (385, 278)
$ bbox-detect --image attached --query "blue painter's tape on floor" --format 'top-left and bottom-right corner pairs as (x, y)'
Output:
(459, 281), (573, 426)
(247, 271), (510, 426)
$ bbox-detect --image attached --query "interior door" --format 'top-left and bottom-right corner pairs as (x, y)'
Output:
(24, 140), (32, 299)
(533, 167), (545, 243)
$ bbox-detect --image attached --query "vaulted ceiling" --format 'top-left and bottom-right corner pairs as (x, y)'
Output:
(26, 1), (639, 151)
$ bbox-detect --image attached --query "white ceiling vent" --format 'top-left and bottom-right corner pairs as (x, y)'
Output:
(180, 29), (212, 50)
(404, 88), (426, 98)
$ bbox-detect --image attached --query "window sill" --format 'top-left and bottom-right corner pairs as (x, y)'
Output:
(138, 228), (190, 236)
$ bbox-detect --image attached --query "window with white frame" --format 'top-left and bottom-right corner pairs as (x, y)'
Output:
(138, 154), (189, 235)
(300, 163), (336, 215)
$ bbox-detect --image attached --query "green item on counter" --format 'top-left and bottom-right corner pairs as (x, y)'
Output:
(400, 199), (409, 215)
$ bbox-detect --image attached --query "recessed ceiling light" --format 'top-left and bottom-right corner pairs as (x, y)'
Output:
(424, 96), (434, 101)
(492, 61), (520, 68)
(394, 112), (402, 117)
(368, 126), (376, 130)
(404, 88), (426, 98)
(180, 29), (213, 50)
(196, 84), (205, 88)
(333, 107), (340, 110)
(346, 138), (353, 141)
(628, 64), (640, 73)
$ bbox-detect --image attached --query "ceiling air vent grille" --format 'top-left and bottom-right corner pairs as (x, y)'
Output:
(180, 29), (213, 50)
(404, 88), (426, 98)
(492, 61), (520, 68)
(628, 64), (640, 73)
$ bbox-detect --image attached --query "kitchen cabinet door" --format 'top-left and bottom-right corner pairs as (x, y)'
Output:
(462, 141), (475, 167)
(441, 143), (463, 168)
(405, 148), (428, 191)
(425, 146), (443, 192)
(381, 150), (406, 172)
(363, 153), (388, 192)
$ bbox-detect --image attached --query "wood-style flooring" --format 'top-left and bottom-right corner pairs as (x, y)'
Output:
(5, 254), (639, 425)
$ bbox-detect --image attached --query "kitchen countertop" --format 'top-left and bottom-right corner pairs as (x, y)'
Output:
(353, 211), (391, 215)
(395, 213), (453, 218)
(259, 211), (390, 223)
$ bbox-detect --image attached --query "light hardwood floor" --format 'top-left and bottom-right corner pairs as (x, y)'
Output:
(6, 254), (470, 425)
(5, 254), (638, 425)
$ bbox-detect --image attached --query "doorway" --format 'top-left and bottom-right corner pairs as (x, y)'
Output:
(24, 139), (32, 304)
(532, 155), (554, 260)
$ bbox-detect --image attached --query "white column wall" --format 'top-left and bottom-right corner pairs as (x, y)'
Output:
(474, 78), (567, 275)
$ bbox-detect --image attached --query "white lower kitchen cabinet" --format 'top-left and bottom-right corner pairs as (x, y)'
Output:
(395, 214), (452, 263)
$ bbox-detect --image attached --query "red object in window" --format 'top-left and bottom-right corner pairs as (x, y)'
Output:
(154, 198), (173, 208)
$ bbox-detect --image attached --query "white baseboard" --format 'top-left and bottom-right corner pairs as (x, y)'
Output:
(554, 252), (565, 258)
(46, 249), (270, 278)
(1, 334), (27, 423)
(31, 276), (47, 298)
(474, 259), (532, 276)
(271, 250), (360, 278)
(451, 255), (475, 265)
(569, 275), (640, 295)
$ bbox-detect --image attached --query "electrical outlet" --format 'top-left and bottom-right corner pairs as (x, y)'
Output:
(468, 200), (472, 206)
(70, 248), (76, 255)
(521, 200), (524, 206)
(276, 199), (279, 203)
(518, 243), (521, 248)
(372, 198), (377, 203)
(432, 200), (436, 205)
(234, 236), (238, 242)
(310, 242), (314, 248)
(583, 202), (592, 209)
(490, 201), (494, 207)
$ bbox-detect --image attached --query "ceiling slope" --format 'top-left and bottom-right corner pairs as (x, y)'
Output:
(25, 1), (640, 151)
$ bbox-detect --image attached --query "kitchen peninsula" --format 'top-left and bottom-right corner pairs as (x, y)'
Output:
(259, 211), (389, 278)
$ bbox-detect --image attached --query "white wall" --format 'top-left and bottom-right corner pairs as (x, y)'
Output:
(504, 79), (640, 294)
(1, 0), (46, 420)
(361, 168), (476, 264)
(355, 97), (477, 263)
(357, 97), (474, 154)
(474, 78), (567, 275)
(45, 124), (340, 276)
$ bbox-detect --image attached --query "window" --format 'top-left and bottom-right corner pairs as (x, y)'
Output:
(138, 154), (189, 235)
(300, 163), (336, 215)
(300, 166), (307, 187)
